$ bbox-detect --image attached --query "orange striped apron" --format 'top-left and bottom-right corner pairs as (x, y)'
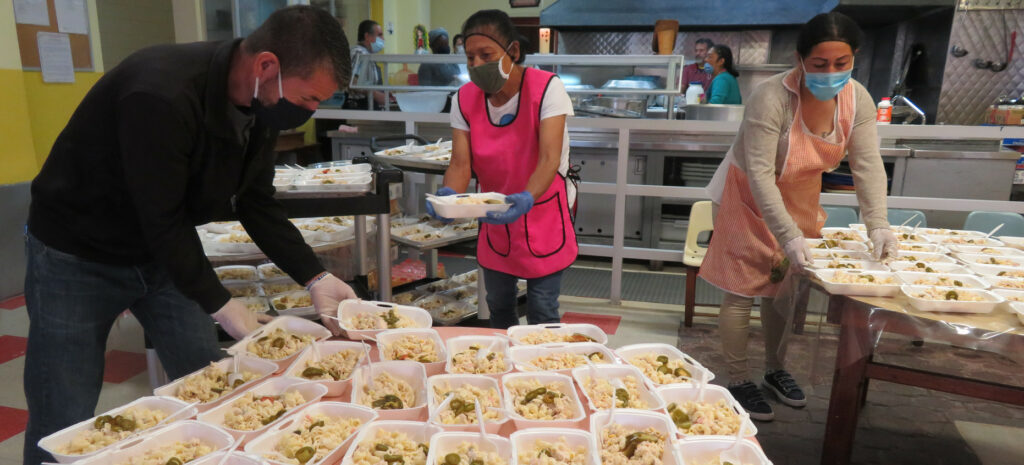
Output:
(700, 71), (855, 297)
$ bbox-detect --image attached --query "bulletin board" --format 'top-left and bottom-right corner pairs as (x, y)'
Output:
(16, 0), (93, 70)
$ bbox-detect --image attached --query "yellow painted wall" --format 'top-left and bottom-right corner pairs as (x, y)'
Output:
(430, 0), (559, 41)
(22, 72), (106, 168)
(0, 69), (39, 185)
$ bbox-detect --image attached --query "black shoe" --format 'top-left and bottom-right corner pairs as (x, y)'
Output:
(762, 369), (807, 408)
(728, 381), (774, 421)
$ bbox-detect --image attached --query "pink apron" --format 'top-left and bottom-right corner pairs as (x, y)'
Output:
(700, 69), (855, 297)
(458, 68), (578, 278)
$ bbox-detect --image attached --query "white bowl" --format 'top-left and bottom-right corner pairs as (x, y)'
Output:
(674, 438), (773, 465)
(444, 335), (514, 379)
(283, 341), (369, 397)
(227, 316), (333, 371)
(571, 365), (666, 412)
(895, 271), (991, 289)
(507, 323), (609, 346)
(509, 428), (599, 465)
(243, 402), (377, 465)
(588, 409), (683, 465)
(812, 269), (901, 297)
(339, 421), (442, 465)
(426, 374), (508, 434)
(427, 192), (510, 219)
(509, 342), (618, 375)
(899, 284), (1004, 314)
(153, 356), (280, 412)
(655, 384), (758, 440)
(376, 328), (447, 376)
(395, 91), (449, 112)
(426, 432), (513, 465)
(613, 343), (714, 387)
(337, 299), (433, 340)
(197, 378), (329, 443)
(73, 420), (235, 465)
(39, 396), (199, 463)
(501, 372), (586, 430)
(350, 361), (429, 421)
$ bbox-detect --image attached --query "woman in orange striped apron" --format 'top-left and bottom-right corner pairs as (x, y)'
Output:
(701, 12), (897, 421)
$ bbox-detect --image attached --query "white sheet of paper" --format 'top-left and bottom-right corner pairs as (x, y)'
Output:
(55, 0), (89, 35)
(37, 32), (75, 83)
(14, 0), (50, 26)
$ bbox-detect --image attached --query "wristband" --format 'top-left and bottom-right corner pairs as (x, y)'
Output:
(305, 271), (331, 291)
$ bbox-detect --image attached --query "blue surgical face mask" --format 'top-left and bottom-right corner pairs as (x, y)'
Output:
(802, 60), (852, 101)
(703, 62), (712, 73)
(371, 36), (385, 53)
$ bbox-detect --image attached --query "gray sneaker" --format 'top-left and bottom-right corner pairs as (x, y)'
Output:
(762, 370), (807, 408)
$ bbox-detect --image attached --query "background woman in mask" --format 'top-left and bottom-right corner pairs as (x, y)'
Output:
(427, 9), (577, 329)
(700, 12), (896, 421)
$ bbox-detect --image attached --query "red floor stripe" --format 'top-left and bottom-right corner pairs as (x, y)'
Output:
(0, 295), (25, 310)
(0, 406), (28, 443)
(103, 350), (148, 384)
(0, 335), (28, 365)
(561, 312), (621, 335)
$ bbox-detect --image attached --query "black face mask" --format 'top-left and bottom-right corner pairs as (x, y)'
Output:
(251, 71), (315, 130)
(434, 45), (451, 54)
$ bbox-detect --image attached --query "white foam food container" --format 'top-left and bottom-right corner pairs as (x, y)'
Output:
(900, 284), (1004, 314)
(509, 343), (618, 375)
(501, 372), (586, 429)
(819, 227), (867, 242)
(996, 236), (1024, 250)
(350, 361), (429, 421)
(197, 378), (328, 443)
(947, 245), (1024, 256)
(209, 234), (263, 254)
(391, 223), (431, 239)
(808, 259), (889, 271)
(427, 432), (513, 465)
(806, 238), (869, 252)
(243, 402), (378, 465)
(918, 228), (985, 237)
(190, 451), (269, 465)
(154, 356), (279, 412)
(655, 384), (758, 440)
(444, 335), (514, 379)
(889, 251), (957, 264)
(895, 271), (991, 289)
(337, 299), (433, 340)
(811, 269), (900, 297)
(284, 341), (369, 397)
(808, 249), (872, 261)
(73, 420), (234, 465)
(339, 421), (442, 465)
(412, 295), (457, 316)
(450, 270), (479, 285)
(374, 143), (420, 157)
(1009, 302), (1024, 325)
(509, 428), (599, 465)
(925, 235), (1005, 247)
(204, 221), (241, 234)
(257, 263), (288, 280)
(227, 316), (333, 371)
(613, 343), (714, 387)
(954, 253), (1024, 268)
(426, 374), (509, 434)
(898, 242), (948, 254)
(313, 163), (372, 174)
(295, 221), (351, 243)
(886, 261), (970, 275)
(674, 438), (773, 465)
(376, 328), (447, 376)
(588, 409), (682, 465)
(268, 290), (316, 319)
(966, 263), (1024, 279)
(427, 192), (511, 219)
(226, 282), (264, 298)
(239, 296), (271, 314)
(39, 396), (199, 463)
(292, 175), (373, 193)
(217, 265), (259, 283)
(260, 279), (303, 298)
(981, 274), (1024, 291)
(893, 231), (933, 243)
(571, 365), (666, 412)
(430, 300), (477, 327)
(507, 323), (609, 346)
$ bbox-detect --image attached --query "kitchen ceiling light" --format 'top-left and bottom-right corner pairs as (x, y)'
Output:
(510, 0), (541, 7)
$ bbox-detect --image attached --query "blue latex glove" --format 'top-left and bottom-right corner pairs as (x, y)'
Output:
(426, 186), (456, 222)
(480, 191), (534, 225)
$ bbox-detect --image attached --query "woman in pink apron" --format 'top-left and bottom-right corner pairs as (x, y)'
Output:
(427, 10), (577, 329)
(701, 13), (898, 421)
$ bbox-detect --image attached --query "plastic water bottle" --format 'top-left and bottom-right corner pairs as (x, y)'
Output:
(876, 97), (892, 124)
(686, 82), (704, 105)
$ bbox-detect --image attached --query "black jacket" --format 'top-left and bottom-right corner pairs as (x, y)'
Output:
(28, 39), (324, 313)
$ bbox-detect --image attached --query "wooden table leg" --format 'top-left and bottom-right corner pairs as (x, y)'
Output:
(684, 267), (696, 327)
(821, 297), (874, 465)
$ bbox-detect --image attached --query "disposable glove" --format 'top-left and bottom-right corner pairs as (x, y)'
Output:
(425, 186), (456, 223)
(869, 228), (899, 261)
(309, 272), (358, 336)
(480, 191), (535, 225)
(212, 299), (265, 340)
(782, 236), (813, 273)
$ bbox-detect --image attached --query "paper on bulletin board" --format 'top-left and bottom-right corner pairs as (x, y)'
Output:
(54, 0), (89, 35)
(37, 32), (75, 83)
(13, 0), (50, 26)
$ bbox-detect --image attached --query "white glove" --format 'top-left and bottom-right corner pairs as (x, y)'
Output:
(870, 228), (899, 260)
(310, 273), (358, 336)
(212, 299), (264, 340)
(783, 236), (813, 273)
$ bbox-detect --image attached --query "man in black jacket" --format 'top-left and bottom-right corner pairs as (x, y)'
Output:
(23, 6), (356, 464)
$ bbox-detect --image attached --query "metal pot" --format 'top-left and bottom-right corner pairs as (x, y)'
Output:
(684, 104), (745, 121)
(577, 97), (649, 118)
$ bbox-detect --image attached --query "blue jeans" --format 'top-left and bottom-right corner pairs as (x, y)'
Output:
(481, 266), (563, 329)
(22, 233), (223, 465)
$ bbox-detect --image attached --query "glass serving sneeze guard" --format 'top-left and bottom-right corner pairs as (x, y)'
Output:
(348, 54), (686, 118)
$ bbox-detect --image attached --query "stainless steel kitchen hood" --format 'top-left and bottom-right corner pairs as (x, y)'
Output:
(540, 0), (840, 28)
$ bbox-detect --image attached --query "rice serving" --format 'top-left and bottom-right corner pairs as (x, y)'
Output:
(667, 400), (741, 436)
(449, 345), (508, 374)
(506, 379), (576, 420)
(383, 335), (440, 363)
(358, 371), (417, 410)
(57, 407), (168, 455)
(598, 425), (666, 465)
(580, 375), (648, 410)
(517, 437), (588, 465)
(431, 382), (502, 424)
(518, 330), (598, 345)
(627, 353), (692, 385)
(247, 328), (315, 360)
(223, 390), (307, 430)
(348, 309), (415, 330)
(351, 429), (428, 465)
(115, 439), (213, 465)
(436, 441), (507, 465)
(271, 413), (363, 464)
(300, 348), (363, 381)
(175, 362), (258, 404)
(526, 352), (608, 371)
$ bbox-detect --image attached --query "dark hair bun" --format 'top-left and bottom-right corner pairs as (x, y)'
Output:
(796, 12), (862, 58)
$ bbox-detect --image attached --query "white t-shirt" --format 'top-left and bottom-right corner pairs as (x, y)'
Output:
(450, 75), (573, 177)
